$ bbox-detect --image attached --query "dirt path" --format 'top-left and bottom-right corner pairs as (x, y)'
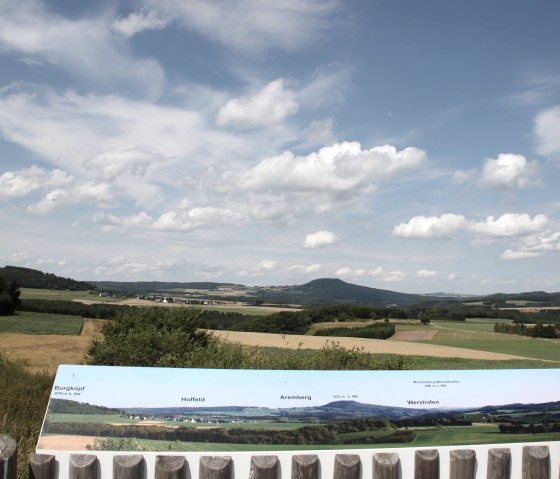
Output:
(210, 330), (530, 360)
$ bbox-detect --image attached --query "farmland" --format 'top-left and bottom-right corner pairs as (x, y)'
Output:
(0, 311), (83, 335)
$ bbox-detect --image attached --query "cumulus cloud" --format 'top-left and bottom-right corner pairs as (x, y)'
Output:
(392, 214), (468, 239)
(500, 249), (541, 260)
(95, 256), (173, 277)
(304, 230), (337, 249)
(94, 211), (153, 233)
(237, 259), (279, 278)
(479, 153), (540, 190)
(138, 0), (341, 52)
(289, 264), (322, 274)
(534, 106), (560, 159)
(26, 181), (114, 214)
(0, 166), (72, 198)
(368, 266), (407, 282)
(0, 0), (164, 98)
(469, 213), (548, 238)
(152, 205), (245, 232)
(84, 145), (166, 179)
(216, 79), (299, 127)
(236, 142), (426, 211)
(416, 269), (437, 279)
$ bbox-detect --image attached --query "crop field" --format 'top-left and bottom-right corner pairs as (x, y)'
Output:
(20, 288), (121, 302)
(431, 318), (511, 333)
(421, 326), (560, 362)
(0, 311), (83, 335)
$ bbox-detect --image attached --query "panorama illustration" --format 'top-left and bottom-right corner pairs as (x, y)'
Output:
(37, 365), (560, 452)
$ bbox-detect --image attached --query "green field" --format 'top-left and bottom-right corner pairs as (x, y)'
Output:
(0, 311), (83, 335)
(432, 318), (511, 333)
(422, 324), (560, 362)
(20, 288), (121, 302)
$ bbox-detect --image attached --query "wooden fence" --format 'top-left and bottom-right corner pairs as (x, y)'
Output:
(1, 435), (558, 479)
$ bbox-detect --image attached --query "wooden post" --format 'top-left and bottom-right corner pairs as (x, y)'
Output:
(29, 454), (55, 479)
(522, 446), (550, 479)
(487, 448), (510, 479)
(155, 456), (186, 479)
(70, 454), (97, 479)
(449, 450), (475, 479)
(414, 449), (439, 479)
(333, 454), (360, 479)
(249, 456), (278, 479)
(199, 457), (232, 479)
(291, 455), (318, 479)
(372, 453), (399, 479)
(0, 435), (17, 479)
(114, 455), (144, 479)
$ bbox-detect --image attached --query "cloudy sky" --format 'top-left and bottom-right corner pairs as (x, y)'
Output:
(1, 0), (559, 294)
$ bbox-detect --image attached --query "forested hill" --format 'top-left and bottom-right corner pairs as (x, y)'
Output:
(253, 278), (428, 306)
(0, 266), (94, 291)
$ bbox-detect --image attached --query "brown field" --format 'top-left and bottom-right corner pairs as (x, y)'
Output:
(209, 330), (528, 360)
(0, 319), (103, 373)
(390, 330), (438, 341)
(37, 435), (99, 451)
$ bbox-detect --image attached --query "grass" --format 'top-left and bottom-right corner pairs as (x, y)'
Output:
(422, 326), (560, 362)
(431, 318), (511, 333)
(19, 288), (121, 302)
(0, 311), (83, 335)
(0, 353), (53, 479)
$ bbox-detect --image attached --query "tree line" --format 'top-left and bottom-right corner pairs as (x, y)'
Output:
(0, 274), (20, 316)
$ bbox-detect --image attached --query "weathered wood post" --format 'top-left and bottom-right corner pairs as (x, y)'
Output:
(249, 456), (278, 479)
(155, 456), (186, 479)
(199, 457), (232, 479)
(29, 454), (55, 479)
(372, 453), (399, 479)
(522, 446), (550, 479)
(69, 454), (98, 479)
(291, 455), (318, 479)
(487, 448), (510, 479)
(333, 454), (360, 479)
(414, 449), (439, 479)
(449, 450), (475, 479)
(114, 454), (144, 479)
(0, 435), (17, 479)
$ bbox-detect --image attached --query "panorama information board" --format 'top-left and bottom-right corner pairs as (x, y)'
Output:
(37, 365), (560, 452)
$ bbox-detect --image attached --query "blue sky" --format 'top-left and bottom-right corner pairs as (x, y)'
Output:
(51, 365), (560, 409)
(1, 0), (560, 294)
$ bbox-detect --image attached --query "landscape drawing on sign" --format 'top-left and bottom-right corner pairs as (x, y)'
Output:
(37, 365), (560, 452)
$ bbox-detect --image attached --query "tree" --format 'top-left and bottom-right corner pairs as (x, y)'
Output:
(0, 274), (20, 316)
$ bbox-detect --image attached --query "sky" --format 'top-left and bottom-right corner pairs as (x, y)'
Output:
(1, 0), (560, 295)
(49, 365), (560, 409)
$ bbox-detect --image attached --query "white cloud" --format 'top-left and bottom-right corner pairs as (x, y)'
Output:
(479, 153), (540, 190)
(534, 106), (560, 159)
(112, 10), (167, 37)
(518, 230), (560, 253)
(393, 214), (468, 239)
(94, 212), (153, 232)
(416, 269), (438, 279)
(369, 266), (406, 282)
(139, 0), (341, 52)
(0, 166), (72, 198)
(84, 145), (166, 179)
(335, 267), (352, 277)
(500, 249), (541, 260)
(0, 0), (165, 98)
(216, 79), (299, 127)
(27, 181), (114, 214)
(0, 86), (228, 174)
(237, 142), (426, 211)
(451, 169), (475, 185)
(152, 206), (245, 232)
(469, 213), (548, 238)
(289, 264), (322, 274)
(304, 230), (337, 249)
(237, 259), (279, 278)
